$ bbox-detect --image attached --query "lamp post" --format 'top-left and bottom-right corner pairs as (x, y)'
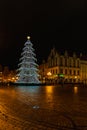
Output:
(47, 72), (52, 84)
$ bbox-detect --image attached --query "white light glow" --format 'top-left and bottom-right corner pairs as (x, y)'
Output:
(27, 36), (30, 40)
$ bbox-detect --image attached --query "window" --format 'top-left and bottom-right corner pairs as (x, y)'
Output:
(69, 70), (72, 75)
(73, 59), (75, 67)
(77, 70), (80, 75)
(60, 68), (63, 73)
(69, 58), (72, 67)
(65, 58), (68, 66)
(65, 69), (67, 74)
(77, 60), (80, 67)
(73, 70), (76, 75)
(56, 69), (57, 74)
(56, 57), (57, 66)
(60, 57), (63, 66)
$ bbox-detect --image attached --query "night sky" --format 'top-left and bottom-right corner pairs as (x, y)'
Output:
(0, 0), (87, 70)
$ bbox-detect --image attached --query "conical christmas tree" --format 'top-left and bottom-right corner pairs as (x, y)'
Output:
(16, 36), (41, 84)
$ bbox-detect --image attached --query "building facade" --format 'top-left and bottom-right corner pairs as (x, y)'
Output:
(39, 48), (87, 84)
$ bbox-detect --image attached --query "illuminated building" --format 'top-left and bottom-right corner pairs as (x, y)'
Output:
(39, 47), (87, 84)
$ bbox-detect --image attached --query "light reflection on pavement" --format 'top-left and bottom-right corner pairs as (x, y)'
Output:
(0, 85), (87, 130)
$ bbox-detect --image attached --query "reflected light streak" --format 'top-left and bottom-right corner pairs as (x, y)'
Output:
(45, 86), (54, 108)
(46, 86), (53, 94)
(17, 86), (39, 93)
(74, 86), (78, 94)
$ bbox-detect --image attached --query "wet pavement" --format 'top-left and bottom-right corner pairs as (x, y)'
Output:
(0, 84), (87, 130)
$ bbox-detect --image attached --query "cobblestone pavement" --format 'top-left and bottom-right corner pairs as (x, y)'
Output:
(0, 85), (87, 130)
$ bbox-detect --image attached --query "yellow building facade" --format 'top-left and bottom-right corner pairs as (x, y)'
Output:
(39, 48), (87, 84)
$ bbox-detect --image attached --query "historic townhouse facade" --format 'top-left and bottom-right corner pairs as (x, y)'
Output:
(39, 48), (87, 84)
(80, 56), (87, 84)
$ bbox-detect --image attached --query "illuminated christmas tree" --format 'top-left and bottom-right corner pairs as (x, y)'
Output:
(16, 36), (40, 84)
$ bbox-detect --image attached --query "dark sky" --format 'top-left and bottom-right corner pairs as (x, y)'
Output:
(0, 0), (87, 70)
